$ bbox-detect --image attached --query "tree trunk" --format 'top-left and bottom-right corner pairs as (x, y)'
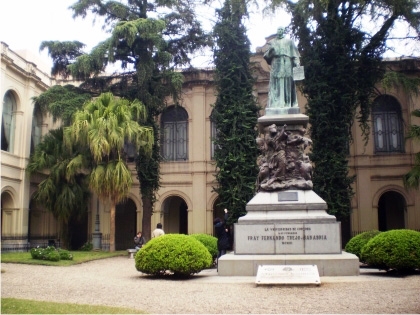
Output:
(109, 203), (116, 252)
(141, 195), (153, 241)
(59, 218), (69, 249)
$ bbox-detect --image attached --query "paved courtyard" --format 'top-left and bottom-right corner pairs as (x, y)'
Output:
(1, 256), (419, 314)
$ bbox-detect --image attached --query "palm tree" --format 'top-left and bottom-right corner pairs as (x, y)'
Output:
(404, 109), (420, 190)
(27, 128), (90, 248)
(64, 92), (153, 251)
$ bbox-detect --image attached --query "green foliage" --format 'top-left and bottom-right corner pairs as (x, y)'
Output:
(404, 109), (420, 190)
(135, 234), (213, 276)
(345, 230), (382, 259)
(30, 246), (73, 262)
(65, 92), (153, 251)
(46, 250), (61, 262)
(265, 0), (419, 220)
(212, 0), (260, 224)
(32, 85), (92, 126)
(39, 41), (86, 78)
(40, 0), (211, 239)
(65, 91), (154, 201)
(1, 298), (145, 314)
(79, 242), (93, 251)
(190, 233), (218, 259)
(136, 117), (162, 206)
(360, 229), (420, 272)
(58, 249), (74, 260)
(26, 127), (90, 247)
(30, 247), (45, 260)
(1, 251), (125, 266)
(382, 71), (420, 97)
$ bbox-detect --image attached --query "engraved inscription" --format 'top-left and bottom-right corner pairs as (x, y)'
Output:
(256, 265), (321, 285)
(245, 225), (328, 246)
(278, 191), (298, 201)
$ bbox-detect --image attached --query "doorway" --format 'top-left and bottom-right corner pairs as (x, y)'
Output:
(378, 191), (406, 231)
(161, 196), (188, 234)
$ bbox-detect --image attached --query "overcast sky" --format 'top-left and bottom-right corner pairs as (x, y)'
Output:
(1, 0), (416, 72)
(0, 0), (290, 70)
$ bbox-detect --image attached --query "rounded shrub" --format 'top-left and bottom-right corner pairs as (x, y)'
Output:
(360, 229), (420, 272)
(345, 230), (382, 260)
(58, 249), (73, 260)
(30, 246), (60, 261)
(135, 234), (213, 276)
(45, 249), (60, 261)
(79, 242), (93, 251)
(189, 233), (218, 259)
(30, 247), (44, 260)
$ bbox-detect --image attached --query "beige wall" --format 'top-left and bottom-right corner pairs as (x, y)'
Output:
(2, 41), (419, 251)
(347, 64), (420, 234)
(1, 42), (55, 247)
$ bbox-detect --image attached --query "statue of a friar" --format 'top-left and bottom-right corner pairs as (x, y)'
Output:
(264, 27), (303, 115)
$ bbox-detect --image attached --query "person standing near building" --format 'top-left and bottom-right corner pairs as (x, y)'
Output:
(214, 209), (230, 263)
(152, 223), (165, 238)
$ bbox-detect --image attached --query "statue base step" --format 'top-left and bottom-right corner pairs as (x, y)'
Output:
(217, 252), (360, 276)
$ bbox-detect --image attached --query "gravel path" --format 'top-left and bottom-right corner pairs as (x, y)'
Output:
(2, 256), (419, 314)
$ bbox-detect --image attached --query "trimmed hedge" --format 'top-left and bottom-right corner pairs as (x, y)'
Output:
(360, 229), (420, 272)
(135, 234), (213, 276)
(345, 230), (382, 260)
(190, 233), (218, 259)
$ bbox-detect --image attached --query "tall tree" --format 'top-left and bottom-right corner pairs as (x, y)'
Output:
(64, 92), (153, 251)
(40, 0), (211, 238)
(404, 109), (420, 190)
(26, 128), (90, 248)
(265, 0), (420, 220)
(27, 86), (93, 248)
(212, 0), (260, 224)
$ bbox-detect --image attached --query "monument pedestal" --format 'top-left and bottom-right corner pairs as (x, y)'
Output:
(217, 190), (359, 276)
(217, 114), (359, 277)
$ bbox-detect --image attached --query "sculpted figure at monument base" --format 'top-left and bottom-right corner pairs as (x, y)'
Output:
(256, 123), (313, 192)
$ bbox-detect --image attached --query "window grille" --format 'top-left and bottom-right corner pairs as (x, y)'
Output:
(2, 91), (16, 152)
(161, 106), (188, 161)
(372, 95), (404, 153)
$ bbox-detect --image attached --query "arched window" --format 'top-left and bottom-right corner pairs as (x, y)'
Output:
(372, 95), (404, 153)
(31, 107), (43, 153)
(2, 91), (17, 152)
(161, 106), (188, 161)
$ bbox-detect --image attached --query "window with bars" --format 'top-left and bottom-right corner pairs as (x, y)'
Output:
(2, 91), (17, 153)
(372, 95), (404, 154)
(160, 106), (188, 161)
(31, 107), (43, 154)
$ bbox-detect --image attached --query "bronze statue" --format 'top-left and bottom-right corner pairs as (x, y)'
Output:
(264, 27), (301, 115)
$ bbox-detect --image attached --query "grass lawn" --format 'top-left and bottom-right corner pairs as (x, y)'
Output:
(1, 250), (126, 266)
(1, 251), (143, 313)
(1, 298), (145, 314)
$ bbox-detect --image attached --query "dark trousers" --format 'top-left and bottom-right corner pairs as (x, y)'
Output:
(217, 250), (226, 259)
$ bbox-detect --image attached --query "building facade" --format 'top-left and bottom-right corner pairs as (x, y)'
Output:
(1, 41), (419, 251)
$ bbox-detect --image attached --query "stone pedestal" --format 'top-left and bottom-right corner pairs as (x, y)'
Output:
(92, 232), (102, 250)
(217, 114), (359, 277)
(235, 190), (341, 255)
(218, 190), (359, 276)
